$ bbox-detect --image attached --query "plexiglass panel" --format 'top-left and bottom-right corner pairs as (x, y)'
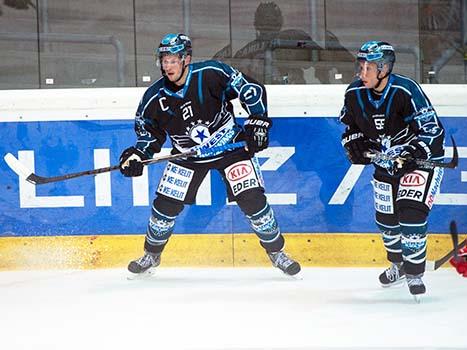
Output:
(36, 0), (136, 88)
(0, 1), (39, 89)
(0, 0), (465, 89)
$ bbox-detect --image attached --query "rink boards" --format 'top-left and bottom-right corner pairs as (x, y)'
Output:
(0, 86), (465, 269)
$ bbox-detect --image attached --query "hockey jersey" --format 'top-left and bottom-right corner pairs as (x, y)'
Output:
(340, 74), (445, 162)
(133, 60), (268, 162)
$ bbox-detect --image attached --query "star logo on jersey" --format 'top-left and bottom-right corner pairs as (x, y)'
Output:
(186, 120), (211, 144)
(195, 128), (208, 142)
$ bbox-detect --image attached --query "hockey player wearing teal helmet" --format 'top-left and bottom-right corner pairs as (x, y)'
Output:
(356, 40), (395, 90)
(120, 32), (301, 278)
(156, 33), (192, 84)
(340, 39), (446, 301)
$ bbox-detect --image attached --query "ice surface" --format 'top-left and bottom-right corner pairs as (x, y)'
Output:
(0, 267), (466, 350)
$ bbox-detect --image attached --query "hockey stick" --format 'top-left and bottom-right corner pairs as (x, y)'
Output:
(364, 135), (458, 169)
(450, 220), (460, 262)
(426, 221), (466, 271)
(4, 141), (246, 185)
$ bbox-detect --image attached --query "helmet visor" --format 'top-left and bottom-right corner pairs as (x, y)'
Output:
(357, 51), (384, 62)
(158, 44), (185, 55)
(354, 60), (378, 78)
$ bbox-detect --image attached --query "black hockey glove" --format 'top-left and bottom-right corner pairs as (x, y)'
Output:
(119, 147), (148, 177)
(394, 140), (430, 175)
(341, 130), (372, 165)
(244, 114), (272, 157)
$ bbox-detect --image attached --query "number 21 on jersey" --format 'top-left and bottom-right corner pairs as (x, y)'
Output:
(181, 101), (194, 120)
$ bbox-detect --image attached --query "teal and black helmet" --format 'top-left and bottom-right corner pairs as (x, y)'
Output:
(157, 33), (192, 59)
(357, 41), (395, 72)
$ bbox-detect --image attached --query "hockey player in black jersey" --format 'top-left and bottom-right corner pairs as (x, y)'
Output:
(119, 33), (300, 276)
(340, 41), (445, 298)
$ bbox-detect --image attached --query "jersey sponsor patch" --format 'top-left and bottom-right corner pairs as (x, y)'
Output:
(225, 160), (261, 196)
(424, 167), (444, 209)
(372, 179), (394, 214)
(157, 162), (194, 201)
(396, 170), (429, 203)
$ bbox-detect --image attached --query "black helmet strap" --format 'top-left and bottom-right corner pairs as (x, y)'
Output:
(373, 64), (391, 91)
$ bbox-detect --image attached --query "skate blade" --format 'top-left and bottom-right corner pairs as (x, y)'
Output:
(380, 276), (406, 288)
(413, 294), (421, 304)
(279, 268), (303, 280)
(289, 272), (303, 280)
(126, 268), (156, 281)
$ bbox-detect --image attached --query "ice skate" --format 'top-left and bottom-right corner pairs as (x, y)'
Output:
(268, 250), (301, 276)
(379, 262), (405, 287)
(407, 273), (426, 303)
(127, 251), (161, 278)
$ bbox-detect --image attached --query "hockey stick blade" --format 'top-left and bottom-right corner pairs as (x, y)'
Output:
(426, 238), (467, 271)
(5, 141), (246, 185)
(450, 135), (459, 168)
(4, 153), (34, 179)
(364, 135), (458, 169)
(450, 220), (459, 262)
(5, 151), (124, 185)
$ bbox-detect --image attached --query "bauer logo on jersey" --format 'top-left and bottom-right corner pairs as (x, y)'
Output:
(157, 162), (194, 201)
(396, 170), (429, 202)
(225, 160), (261, 196)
